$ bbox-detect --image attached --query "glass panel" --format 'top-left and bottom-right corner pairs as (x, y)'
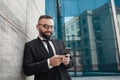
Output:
(46, 0), (120, 76)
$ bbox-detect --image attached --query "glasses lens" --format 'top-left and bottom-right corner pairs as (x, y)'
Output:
(39, 24), (53, 29)
(43, 24), (53, 29)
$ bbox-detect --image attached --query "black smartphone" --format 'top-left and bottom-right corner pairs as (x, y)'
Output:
(62, 48), (71, 55)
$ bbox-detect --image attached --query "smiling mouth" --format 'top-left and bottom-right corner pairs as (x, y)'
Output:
(45, 31), (52, 34)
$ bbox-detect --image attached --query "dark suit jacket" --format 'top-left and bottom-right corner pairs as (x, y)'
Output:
(23, 37), (73, 80)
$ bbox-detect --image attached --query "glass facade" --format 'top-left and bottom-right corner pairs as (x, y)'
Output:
(45, 0), (120, 76)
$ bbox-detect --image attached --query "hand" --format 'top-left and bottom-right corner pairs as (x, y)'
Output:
(63, 54), (70, 66)
(49, 55), (63, 66)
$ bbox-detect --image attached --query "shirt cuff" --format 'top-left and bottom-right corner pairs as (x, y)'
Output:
(47, 59), (53, 69)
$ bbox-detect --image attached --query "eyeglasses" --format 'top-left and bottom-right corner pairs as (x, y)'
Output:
(38, 24), (54, 29)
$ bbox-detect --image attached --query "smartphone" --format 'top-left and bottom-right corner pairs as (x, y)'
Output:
(62, 48), (71, 55)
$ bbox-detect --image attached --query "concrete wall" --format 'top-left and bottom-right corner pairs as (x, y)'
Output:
(0, 0), (45, 80)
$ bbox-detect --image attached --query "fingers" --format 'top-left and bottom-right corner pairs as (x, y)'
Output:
(63, 54), (70, 65)
(65, 54), (70, 57)
(49, 55), (63, 66)
(49, 54), (70, 67)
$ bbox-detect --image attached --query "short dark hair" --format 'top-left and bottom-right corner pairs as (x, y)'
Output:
(38, 15), (53, 23)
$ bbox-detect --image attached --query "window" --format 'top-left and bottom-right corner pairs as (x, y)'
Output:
(82, 19), (86, 25)
(46, 0), (120, 76)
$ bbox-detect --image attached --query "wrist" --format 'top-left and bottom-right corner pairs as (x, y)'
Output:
(47, 59), (53, 69)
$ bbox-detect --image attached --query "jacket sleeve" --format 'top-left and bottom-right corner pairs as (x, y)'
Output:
(23, 43), (49, 76)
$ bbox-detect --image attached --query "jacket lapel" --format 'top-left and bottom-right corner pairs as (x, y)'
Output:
(51, 39), (61, 55)
(36, 37), (49, 58)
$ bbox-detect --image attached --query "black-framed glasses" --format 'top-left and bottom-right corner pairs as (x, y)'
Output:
(39, 24), (54, 29)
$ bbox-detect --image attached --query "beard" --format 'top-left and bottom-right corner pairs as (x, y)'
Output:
(39, 31), (52, 40)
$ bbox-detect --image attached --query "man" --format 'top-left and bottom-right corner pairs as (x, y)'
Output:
(23, 15), (73, 80)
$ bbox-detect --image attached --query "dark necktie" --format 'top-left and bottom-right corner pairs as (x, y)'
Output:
(43, 40), (54, 57)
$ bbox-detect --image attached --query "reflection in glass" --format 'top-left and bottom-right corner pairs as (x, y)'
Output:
(46, 0), (120, 76)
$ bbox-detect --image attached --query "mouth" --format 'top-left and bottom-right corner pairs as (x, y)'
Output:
(45, 31), (52, 34)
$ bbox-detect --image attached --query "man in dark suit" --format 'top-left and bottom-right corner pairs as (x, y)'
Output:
(23, 15), (73, 80)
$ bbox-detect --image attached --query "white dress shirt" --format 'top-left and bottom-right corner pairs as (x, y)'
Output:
(39, 36), (56, 69)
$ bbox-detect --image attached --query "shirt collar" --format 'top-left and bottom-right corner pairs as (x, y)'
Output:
(39, 36), (44, 40)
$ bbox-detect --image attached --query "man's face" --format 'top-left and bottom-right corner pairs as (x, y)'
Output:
(37, 18), (54, 39)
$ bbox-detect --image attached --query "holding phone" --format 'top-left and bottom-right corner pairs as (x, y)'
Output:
(62, 48), (71, 57)
(62, 48), (71, 65)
